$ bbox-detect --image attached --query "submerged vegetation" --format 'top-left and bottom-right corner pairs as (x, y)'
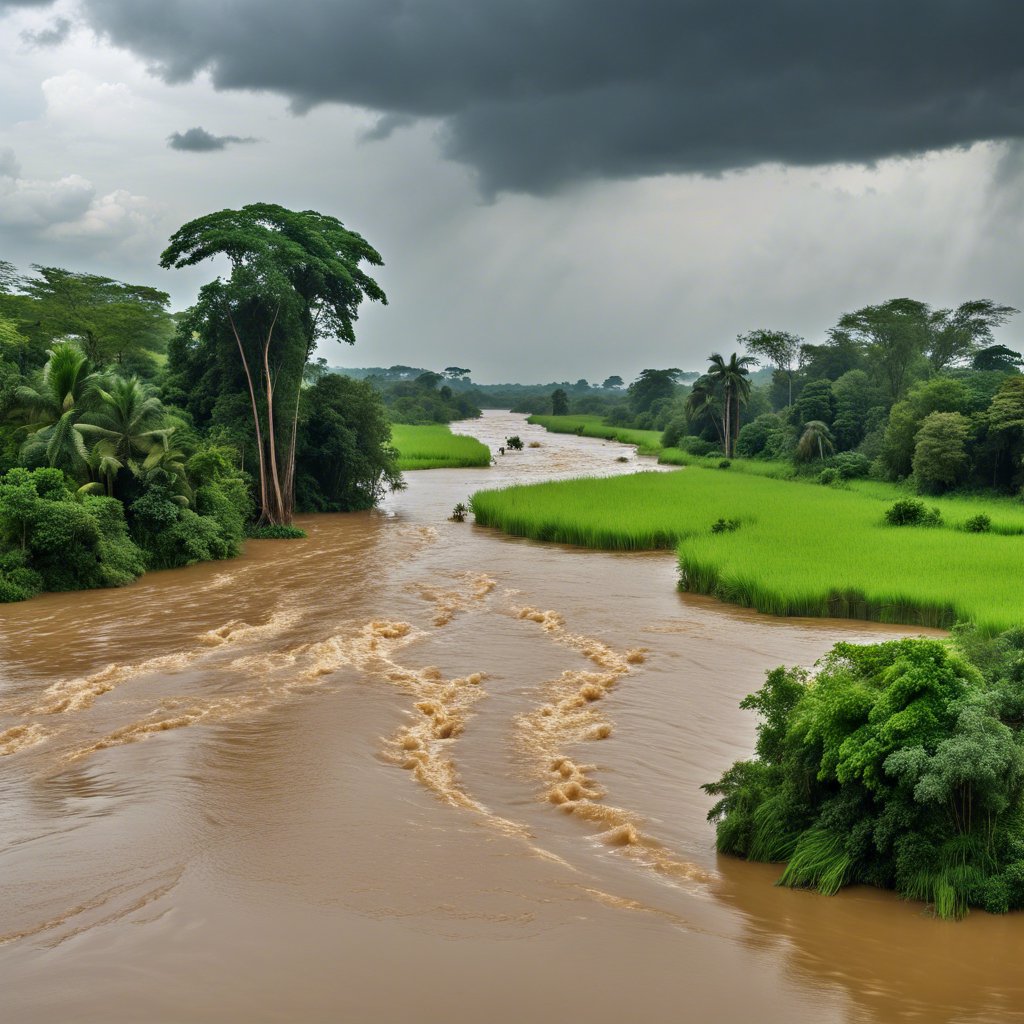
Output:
(390, 423), (491, 470)
(705, 630), (1024, 919)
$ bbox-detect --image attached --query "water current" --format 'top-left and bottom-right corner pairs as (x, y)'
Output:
(1, 411), (1020, 1023)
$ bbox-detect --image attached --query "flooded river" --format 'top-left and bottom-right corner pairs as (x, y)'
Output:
(1, 411), (1020, 1023)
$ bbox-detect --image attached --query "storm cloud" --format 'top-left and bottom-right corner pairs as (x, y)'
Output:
(52, 0), (1024, 194)
(167, 125), (257, 152)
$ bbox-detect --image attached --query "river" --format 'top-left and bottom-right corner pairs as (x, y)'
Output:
(0, 410), (1020, 1023)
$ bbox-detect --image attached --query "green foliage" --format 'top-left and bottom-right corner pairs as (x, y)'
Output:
(718, 459), (731, 469)
(295, 374), (402, 509)
(0, 467), (144, 598)
(965, 514), (992, 533)
(376, 370), (483, 425)
(912, 411), (971, 494)
(705, 634), (1024, 918)
(885, 499), (942, 527)
(818, 468), (839, 486)
(450, 502), (469, 523)
(505, 435), (524, 451)
(551, 388), (570, 416)
(711, 518), (740, 533)
(247, 524), (307, 539)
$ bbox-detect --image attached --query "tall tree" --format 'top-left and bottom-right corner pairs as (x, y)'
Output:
(835, 299), (931, 401)
(739, 329), (801, 406)
(706, 352), (756, 456)
(927, 300), (1018, 373)
(628, 368), (681, 416)
(160, 204), (386, 525)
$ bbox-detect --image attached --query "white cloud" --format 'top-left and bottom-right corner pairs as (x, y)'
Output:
(0, 149), (160, 246)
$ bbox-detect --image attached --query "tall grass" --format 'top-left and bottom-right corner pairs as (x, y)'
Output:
(391, 424), (491, 470)
(470, 466), (1024, 634)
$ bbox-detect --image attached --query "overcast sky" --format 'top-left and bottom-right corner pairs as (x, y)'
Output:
(1, 0), (1023, 383)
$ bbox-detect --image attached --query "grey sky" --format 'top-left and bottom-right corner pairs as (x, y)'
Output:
(0, 0), (1023, 382)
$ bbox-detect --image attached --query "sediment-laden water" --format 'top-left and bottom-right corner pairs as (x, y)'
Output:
(1, 411), (1020, 1023)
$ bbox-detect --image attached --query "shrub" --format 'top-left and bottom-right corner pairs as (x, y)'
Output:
(711, 518), (740, 533)
(680, 436), (719, 457)
(661, 415), (689, 450)
(965, 514), (992, 533)
(450, 502), (468, 523)
(818, 468), (839, 486)
(505, 435), (524, 451)
(718, 459), (732, 470)
(885, 498), (942, 527)
(247, 524), (307, 540)
(831, 451), (872, 480)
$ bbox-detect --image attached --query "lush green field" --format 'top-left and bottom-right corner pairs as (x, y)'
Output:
(470, 466), (1024, 634)
(526, 415), (664, 455)
(390, 424), (491, 470)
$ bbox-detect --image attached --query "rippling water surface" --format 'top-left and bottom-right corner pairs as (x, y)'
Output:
(1, 411), (1020, 1023)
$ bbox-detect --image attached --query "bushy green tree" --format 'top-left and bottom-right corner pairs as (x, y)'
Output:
(705, 636), (1024, 918)
(912, 411), (971, 494)
(294, 374), (401, 512)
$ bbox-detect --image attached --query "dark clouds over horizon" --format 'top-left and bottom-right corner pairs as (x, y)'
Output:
(31, 0), (1024, 194)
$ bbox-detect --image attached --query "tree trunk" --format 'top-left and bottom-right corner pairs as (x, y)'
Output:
(228, 314), (270, 520)
(260, 306), (288, 525)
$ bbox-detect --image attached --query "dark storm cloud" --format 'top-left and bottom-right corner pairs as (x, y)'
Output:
(167, 126), (257, 152)
(68, 0), (1024, 193)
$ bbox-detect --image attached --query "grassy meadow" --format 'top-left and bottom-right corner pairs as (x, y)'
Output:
(470, 466), (1024, 634)
(390, 424), (491, 470)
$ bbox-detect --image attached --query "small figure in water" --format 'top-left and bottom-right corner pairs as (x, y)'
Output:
(498, 446), (505, 456)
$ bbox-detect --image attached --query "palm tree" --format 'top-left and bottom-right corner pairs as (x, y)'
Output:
(706, 352), (757, 456)
(684, 376), (725, 447)
(797, 420), (836, 462)
(14, 341), (100, 476)
(75, 376), (173, 495)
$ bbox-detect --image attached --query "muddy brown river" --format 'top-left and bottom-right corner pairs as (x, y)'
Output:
(1, 411), (1021, 1023)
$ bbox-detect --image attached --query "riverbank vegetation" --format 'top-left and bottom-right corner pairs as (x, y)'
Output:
(705, 629), (1024, 918)
(0, 205), (403, 601)
(390, 423), (491, 470)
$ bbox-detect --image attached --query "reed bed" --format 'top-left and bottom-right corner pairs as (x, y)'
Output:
(390, 424), (491, 470)
(470, 467), (1024, 633)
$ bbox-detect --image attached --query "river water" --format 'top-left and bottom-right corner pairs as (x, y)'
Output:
(0, 410), (1020, 1023)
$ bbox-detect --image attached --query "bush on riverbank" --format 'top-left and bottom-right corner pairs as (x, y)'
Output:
(704, 631), (1024, 919)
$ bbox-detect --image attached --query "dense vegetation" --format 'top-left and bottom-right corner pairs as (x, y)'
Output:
(0, 205), (403, 601)
(705, 629), (1024, 918)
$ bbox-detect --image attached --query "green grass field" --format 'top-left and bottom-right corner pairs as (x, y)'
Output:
(470, 466), (1024, 634)
(390, 423), (491, 470)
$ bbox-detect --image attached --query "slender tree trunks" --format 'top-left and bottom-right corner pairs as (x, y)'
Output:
(229, 307), (299, 526)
